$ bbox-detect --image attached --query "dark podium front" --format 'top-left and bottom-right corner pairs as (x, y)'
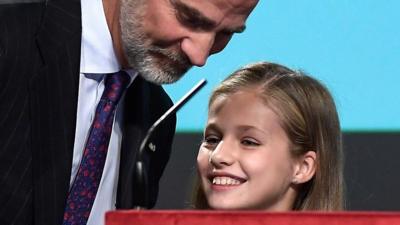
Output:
(106, 210), (400, 225)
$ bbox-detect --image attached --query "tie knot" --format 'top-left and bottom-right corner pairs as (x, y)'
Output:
(102, 71), (130, 103)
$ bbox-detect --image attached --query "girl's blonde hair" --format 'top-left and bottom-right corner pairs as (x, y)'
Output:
(192, 62), (344, 210)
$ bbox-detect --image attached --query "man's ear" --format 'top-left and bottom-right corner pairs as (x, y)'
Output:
(292, 151), (317, 185)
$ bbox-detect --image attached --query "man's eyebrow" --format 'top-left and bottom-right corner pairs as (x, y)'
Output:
(170, 0), (246, 33)
(170, 0), (217, 30)
(170, 0), (247, 34)
(223, 25), (246, 34)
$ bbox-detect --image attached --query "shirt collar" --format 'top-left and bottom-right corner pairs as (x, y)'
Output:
(80, 0), (120, 73)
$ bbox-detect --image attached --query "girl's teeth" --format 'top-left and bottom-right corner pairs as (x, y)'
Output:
(212, 176), (241, 185)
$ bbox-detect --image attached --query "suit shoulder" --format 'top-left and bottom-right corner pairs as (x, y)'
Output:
(0, 2), (45, 59)
(0, 2), (45, 20)
(0, 2), (46, 38)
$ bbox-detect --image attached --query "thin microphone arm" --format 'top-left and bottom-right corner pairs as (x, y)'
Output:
(134, 79), (207, 209)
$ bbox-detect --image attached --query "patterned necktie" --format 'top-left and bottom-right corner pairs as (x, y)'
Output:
(63, 71), (130, 225)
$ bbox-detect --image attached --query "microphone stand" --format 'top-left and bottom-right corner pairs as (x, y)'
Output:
(134, 79), (207, 209)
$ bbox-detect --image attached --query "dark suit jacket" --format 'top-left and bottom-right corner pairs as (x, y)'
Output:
(0, 1), (176, 224)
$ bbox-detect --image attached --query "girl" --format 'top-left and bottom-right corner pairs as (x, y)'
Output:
(193, 62), (344, 211)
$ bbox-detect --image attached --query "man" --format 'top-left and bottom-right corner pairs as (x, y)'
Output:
(0, 0), (259, 224)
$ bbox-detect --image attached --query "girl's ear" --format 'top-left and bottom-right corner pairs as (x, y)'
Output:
(292, 151), (317, 185)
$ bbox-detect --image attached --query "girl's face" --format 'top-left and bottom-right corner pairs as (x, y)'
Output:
(197, 89), (299, 210)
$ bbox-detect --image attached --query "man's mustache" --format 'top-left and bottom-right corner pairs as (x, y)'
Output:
(147, 46), (191, 66)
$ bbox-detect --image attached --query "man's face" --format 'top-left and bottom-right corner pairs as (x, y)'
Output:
(119, 0), (259, 84)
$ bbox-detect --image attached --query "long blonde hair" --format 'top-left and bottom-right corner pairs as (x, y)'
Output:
(192, 62), (344, 210)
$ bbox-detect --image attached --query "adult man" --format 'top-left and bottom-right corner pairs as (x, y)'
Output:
(0, 0), (259, 224)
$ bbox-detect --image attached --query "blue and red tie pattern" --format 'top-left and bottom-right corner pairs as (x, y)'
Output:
(63, 71), (130, 225)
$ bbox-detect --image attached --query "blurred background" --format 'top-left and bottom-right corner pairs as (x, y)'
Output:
(155, 0), (400, 210)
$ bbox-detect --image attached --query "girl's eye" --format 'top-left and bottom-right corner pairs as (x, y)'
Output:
(241, 138), (260, 147)
(203, 135), (220, 147)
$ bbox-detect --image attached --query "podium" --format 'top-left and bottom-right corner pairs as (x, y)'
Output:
(106, 210), (400, 225)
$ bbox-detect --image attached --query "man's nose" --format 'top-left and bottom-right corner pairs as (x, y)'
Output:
(180, 32), (215, 67)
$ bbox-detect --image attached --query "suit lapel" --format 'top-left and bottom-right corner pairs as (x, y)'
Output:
(117, 77), (152, 208)
(116, 77), (176, 209)
(30, 0), (82, 224)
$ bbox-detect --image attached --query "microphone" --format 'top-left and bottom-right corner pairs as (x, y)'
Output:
(134, 78), (207, 209)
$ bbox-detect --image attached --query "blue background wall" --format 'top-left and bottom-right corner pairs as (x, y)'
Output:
(156, 1), (400, 210)
(163, 0), (400, 132)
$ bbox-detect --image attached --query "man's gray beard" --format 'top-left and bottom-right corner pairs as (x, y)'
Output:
(119, 0), (192, 85)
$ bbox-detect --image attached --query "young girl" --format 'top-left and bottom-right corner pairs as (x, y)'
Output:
(193, 62), (344, 211)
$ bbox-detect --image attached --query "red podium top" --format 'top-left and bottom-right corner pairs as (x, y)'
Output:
(106, 210), (400, 225)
